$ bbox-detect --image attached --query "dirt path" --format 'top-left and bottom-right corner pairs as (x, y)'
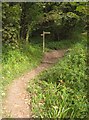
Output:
(3, 50), (66, 118)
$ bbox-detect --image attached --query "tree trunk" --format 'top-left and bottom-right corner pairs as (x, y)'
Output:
(26, 25), (30, 43)
(20, 3), (28, 40)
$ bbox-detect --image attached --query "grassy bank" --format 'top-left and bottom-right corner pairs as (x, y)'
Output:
(2, 42), (43, 96)
(28, 35), (88, 118)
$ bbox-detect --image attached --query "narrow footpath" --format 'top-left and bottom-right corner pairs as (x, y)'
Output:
(3, 50), (66, 118)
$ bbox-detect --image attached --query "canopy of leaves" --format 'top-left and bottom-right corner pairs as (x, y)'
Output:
(2, 2), (87, 45)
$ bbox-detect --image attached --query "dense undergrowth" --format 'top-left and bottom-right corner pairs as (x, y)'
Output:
(28, 35), (88, 118)
(30, 35), (81, 51)
(2, 42), (43, 95)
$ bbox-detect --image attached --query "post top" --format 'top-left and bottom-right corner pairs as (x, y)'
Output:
(44, 31), (50, 34)
(41, 31), (50, 36)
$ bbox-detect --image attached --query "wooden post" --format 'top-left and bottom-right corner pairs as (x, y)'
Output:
(41, 31), (50, 53)
(43, 31), (45, 53)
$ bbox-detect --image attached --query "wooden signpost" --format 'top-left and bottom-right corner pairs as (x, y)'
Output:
(41, 31), (50, 52)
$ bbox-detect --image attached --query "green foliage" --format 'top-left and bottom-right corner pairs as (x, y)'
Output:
(2, 43), (43, 93)
(28, 36), (88, 118)
(32, 2), (87, 40)
(30, 35), (81, 51)
(2, 3), (21, 43)
(46, 39), (76, 50)
(19, 2), (43, 40)
(2, 2), (87, 42)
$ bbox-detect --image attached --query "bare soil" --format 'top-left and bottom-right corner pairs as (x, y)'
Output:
(3, 50), (66, 118)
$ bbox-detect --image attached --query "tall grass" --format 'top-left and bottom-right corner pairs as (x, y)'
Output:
(2, 42), (43, 95)
(28, 35), (88, 118)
